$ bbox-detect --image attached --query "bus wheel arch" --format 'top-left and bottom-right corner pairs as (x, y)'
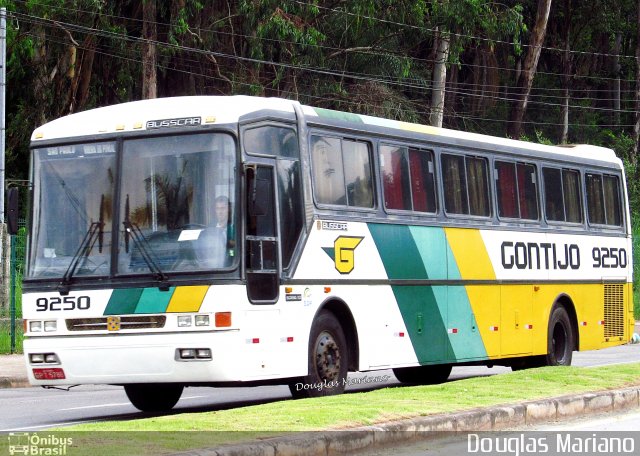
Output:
(552, 294), (579, 351)
(317, 298), (360, 373)
(289, 307), (350, 398)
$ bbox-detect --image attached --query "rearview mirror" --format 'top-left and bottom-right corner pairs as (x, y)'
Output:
(7, 187), (19, 235)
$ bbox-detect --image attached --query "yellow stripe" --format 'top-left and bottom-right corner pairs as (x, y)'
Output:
(166, 285), (209, 312)
(398, 121), (440, 136)
(444, 228), (495, 280)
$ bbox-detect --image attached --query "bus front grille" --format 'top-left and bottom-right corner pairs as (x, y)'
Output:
(66, 316), (166, 331)
(603, 284), (625, 339)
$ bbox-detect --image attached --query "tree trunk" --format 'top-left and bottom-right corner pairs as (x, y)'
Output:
(612, 31), (622, 127)
(508, 0), (552, 139)
(142, 0), (157, 99)
(430, 29), (450, 128)
(560, 0), (571, 144)
(633, 0), (640, 168)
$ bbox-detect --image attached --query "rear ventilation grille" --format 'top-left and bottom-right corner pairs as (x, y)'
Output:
(603, 284), (624, 338)
(66, 315), (166, 331)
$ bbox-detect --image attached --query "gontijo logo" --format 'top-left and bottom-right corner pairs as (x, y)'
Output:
(323, 236), (364, 274)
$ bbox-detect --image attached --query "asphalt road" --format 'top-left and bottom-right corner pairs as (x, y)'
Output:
(1, 344), (639, 432)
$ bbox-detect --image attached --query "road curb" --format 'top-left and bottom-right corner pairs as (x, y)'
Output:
(174, 386), (640, 456)
(0, 377), (30, 389)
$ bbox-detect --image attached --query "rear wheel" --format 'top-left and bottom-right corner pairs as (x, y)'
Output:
(511, 305), (574, 371)
(124, 383), (184, 412)
(545, 306), (574, 366)
(289, 311), (348, 398)
(393, 364), (452, 385)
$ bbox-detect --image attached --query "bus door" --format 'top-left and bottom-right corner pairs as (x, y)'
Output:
(245, 164), (280, 303)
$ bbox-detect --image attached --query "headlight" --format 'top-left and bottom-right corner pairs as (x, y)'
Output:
(177, 316), (192, 327)
(44, 321), (57, 332)
(195, 315), (210, 326)
(29, 321), (43, 332)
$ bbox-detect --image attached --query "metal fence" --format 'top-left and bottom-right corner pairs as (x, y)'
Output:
(1, 219), (26, 353)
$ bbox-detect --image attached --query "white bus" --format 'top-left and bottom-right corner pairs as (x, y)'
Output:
(10, 96), (633, 411)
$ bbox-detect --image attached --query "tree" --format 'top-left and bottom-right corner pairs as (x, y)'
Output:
(633, 0), (640, 167)
(508, 0), (553, 139)
(142, 0), (157, 99)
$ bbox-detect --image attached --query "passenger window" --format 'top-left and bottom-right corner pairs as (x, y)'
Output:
(380, 145), (436, 213)
(311, 135), (374, 208)
(543, 167), (583, 223)
(495, 161), (538, 220)
(244, 125), (299, 159)
(442, 153), (490, 216)
(586, 173), (622, 226)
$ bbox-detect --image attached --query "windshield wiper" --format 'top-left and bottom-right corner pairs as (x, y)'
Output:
(123, 220), (170, 291)
(58, 221), (103, 295)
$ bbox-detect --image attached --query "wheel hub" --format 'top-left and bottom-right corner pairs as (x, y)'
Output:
(315, 331), (341, 380)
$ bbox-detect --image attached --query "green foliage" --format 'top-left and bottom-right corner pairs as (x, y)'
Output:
(0, 0), (639, 223)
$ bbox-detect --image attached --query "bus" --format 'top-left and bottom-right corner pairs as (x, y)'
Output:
(9, 96), (634, 411)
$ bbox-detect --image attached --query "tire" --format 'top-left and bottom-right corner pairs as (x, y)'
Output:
(393, 364), (452, 385)
(545, 306), (574, 366)
(124, 383), (184, 412)
(289, 311), (348, 399)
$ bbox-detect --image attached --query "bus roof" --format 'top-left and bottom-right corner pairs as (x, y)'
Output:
(32, 95), (620, 166)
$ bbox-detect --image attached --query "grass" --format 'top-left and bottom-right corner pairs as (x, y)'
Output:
(5, 362), (635, 455)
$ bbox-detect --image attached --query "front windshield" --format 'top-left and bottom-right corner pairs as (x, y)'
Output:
(28, 142), (116, 278)
(118, 133), (236, 274)
(27, 133), (237, 280)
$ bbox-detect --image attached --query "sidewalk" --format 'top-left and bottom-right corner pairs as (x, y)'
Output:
(0, 353), (29, 388)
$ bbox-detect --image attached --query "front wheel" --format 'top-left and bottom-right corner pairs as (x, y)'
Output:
(124, 383), (184, 412)
(289, 311), (348, 398)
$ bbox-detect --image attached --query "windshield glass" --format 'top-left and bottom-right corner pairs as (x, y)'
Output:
(28, 142), (116, 278)
(118, 133), (236, 274)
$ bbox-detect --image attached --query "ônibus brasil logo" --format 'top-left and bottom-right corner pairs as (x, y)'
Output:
(7, 433), (73, 455)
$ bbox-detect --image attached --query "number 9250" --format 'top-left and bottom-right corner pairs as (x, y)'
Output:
(36, 296), (91, 312)
(592, 247), (627, 269)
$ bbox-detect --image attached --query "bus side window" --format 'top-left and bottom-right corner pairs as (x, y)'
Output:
(380, 144), (411, 211)
(311, 136), (346, 205)
(603, 175), (622, 226)
(311, 135), (374, 209)
(343, 140), (374, 208)
(543, 167), (582, 224)
(244, 125), (300, 159)
(587, 173), (622, 227)
(495, 161), (538, 220)
(380, 144), (436, 213)
(442, 153), (490, 217)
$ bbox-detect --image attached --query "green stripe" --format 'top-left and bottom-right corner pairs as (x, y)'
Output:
(104, 287), (176, 315)
(369, 223), (450, 363)
(313, 107), (363, 123)
(104, 288), (143, 315)
(135, 287), (175, 314)
(369, 223), (488, 363)
(368, 224), (427, 279)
